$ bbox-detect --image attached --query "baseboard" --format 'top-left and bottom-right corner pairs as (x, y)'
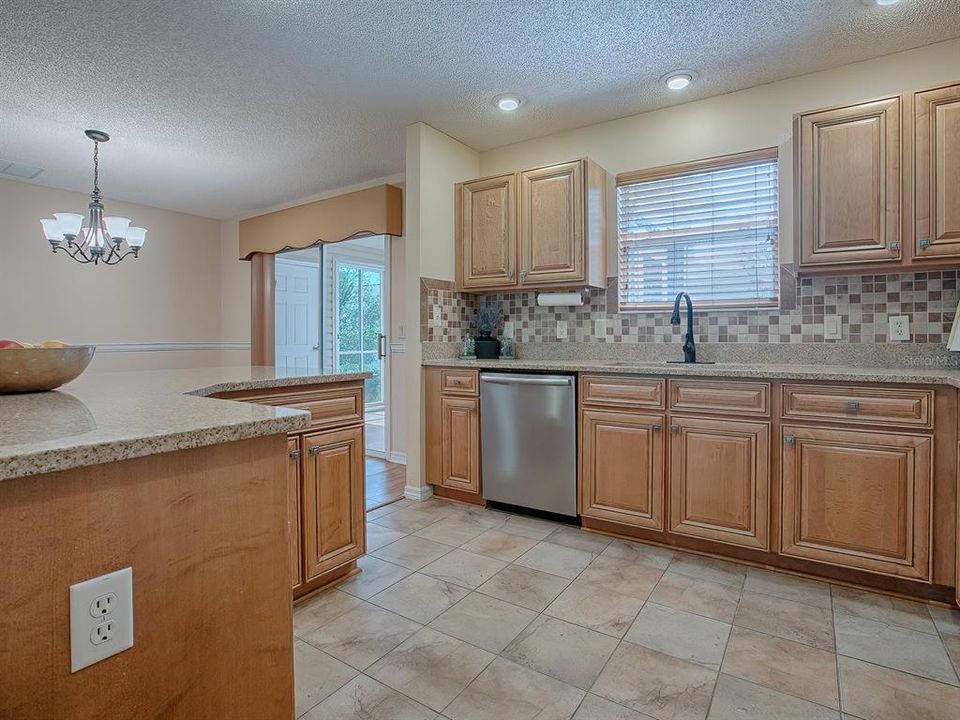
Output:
(388, 451), (407, 465)
(403, 484), (434, 502)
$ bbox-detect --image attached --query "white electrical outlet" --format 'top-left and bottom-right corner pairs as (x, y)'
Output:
(888, 315), (911, 341)
(823, 315), (842, 340)
(556, 320), (568, 340)
(502, 320), (515, 339)
(70, 567), (134, 672)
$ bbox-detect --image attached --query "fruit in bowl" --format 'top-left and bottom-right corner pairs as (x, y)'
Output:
(0, 341), (96, 393)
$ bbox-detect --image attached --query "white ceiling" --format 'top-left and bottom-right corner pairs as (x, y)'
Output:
(0, 1), (958, 219)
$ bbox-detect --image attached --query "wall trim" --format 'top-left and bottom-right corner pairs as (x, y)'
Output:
(388, 451), (407, 465)
(403, 484), (433, 502)
(96, 342), (250, 353)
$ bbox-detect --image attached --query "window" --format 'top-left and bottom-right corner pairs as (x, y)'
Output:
(616, 148), (779, 311)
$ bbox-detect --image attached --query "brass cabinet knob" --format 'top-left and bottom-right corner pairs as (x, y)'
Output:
(652, 423), (662, 432)
(846, 400), (860, 413)
(784, 435), (795, 445)
(309, 446), (321, 456)
(289, 449), (301, 460)
(669, 424), (679, 433)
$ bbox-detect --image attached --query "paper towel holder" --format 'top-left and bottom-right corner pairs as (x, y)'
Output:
(536, 289), (587, 307)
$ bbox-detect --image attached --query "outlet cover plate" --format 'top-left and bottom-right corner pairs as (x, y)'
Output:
(70, 567), (134, 672)
(888, 315), (911, 341)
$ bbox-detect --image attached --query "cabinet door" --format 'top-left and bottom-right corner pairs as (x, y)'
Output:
(457, 174), (517, 290)
(669, 417), (770, 550)
(301, 426), (365, 581)
(440, 396), (480, 494)
(915, 83), (960, 258)
(519, 160), (584, 285)
(287, 437), (303, 590)
(798, 97), (901, 266)
(781, 426), (931, 580)
(580, 409), (664, 530)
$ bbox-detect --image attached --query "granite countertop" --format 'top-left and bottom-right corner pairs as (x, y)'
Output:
(0, 366), (370, 481)
(422, 357), (960, 388)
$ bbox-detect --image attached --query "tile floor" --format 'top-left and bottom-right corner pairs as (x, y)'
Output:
(293, 497), (960, 720)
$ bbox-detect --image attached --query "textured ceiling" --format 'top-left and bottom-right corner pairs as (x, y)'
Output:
(0, 1), (958, 219)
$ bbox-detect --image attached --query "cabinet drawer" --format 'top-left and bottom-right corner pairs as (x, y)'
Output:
(236, 383), (364, 430)
(441, 369), (479, 396)
(581, 375), (665, 409)
(669, 380), (770, 417)
(781, 384), (933, 428)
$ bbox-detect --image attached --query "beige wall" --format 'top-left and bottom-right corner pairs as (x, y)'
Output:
(0, 177), (248, 371)
(480, 39), (960, 269)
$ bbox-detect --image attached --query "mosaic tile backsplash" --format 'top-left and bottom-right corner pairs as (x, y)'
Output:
(421, 271), (960, 346)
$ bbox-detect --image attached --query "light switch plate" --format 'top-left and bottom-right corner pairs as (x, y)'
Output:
(502, 320), (515, 339)
(824, 315), (842, 340)
(70, 567), (134, 672)
(888, 315), (911, 341)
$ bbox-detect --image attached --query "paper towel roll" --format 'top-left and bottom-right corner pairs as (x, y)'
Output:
(536, 291), (585, 307)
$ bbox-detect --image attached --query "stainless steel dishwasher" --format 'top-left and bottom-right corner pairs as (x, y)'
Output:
(479, 372), (577, 517)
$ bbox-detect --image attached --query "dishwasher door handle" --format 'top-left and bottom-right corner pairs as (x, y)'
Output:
(481, 375), (572, 387)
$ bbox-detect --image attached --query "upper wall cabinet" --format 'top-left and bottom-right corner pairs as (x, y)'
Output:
(796, 81), (960, 273)
(797, 96), (902, 268)
(455, 158), (607, 292)
(914, 83), (960, 259)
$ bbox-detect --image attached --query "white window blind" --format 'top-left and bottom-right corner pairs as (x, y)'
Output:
(616, 150), (779, 311)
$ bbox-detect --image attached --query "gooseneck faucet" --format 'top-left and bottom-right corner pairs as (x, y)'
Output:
(671, 292), (697, 363)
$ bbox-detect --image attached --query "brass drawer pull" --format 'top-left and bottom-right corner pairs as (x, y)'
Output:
(846, 400), (860, 413)
(309, 446), (321, 456)
(784, 435), (795, 445)
(289, 449), (301, 460)
(451, 378), (462, 385)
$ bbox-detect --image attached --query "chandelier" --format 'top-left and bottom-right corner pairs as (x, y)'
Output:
(39, 130), (147, 265)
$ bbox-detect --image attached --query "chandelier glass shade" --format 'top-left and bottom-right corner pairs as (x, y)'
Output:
(39, 130), (147, 265)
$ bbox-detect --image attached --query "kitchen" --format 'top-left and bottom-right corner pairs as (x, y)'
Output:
(2, 3), (960, 720)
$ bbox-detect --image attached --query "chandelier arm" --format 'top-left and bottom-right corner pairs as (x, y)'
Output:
(102, 249), (139, 265)
(63, 244), (94, 264)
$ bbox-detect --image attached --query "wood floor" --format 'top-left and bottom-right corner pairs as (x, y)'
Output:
(365, 457), (405, 511)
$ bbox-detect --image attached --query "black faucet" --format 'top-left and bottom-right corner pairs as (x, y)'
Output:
(671, 292), (697, 363)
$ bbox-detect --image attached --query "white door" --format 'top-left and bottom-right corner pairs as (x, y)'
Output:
(275, 257), (320, 372)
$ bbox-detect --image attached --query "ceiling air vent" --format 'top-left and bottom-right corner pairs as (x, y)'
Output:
(0, 160), (44, 179)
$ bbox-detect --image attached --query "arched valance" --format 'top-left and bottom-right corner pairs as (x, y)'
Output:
(239, 184), (403, 259)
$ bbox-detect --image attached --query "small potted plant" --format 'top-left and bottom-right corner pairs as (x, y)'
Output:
(471, 304), (502, 359)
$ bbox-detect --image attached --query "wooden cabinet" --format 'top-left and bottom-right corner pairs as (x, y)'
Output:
(797, 96), (902, 268)
(425, 367), (483, 502)
(580, 409), (665, 529)
(915, 83), (960, 259)
(780, 425), (931, 581)
(456, 174), (517, 290)
(668, 417), (770, 550)
(455, 158), (606, 292)
(301, 425), (366, 582)
(287, 437), (303, 591)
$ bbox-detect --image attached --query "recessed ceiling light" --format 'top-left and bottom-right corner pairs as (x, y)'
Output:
(495, 95), (522, 111)
(662, 72), (694, 91)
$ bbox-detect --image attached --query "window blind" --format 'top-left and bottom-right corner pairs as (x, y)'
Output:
(616, 150), (779, 311)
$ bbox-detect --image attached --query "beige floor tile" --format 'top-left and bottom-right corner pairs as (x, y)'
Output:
(544, 527), (612, 555)
(942, 634), (960, 676)
(367, 627), (494, 712)
(502, 615), (619, 690)
(722, 626), (839, 709)
(293, 639), (358, 717)
(601, 539), (674, 570)
(301, 674), (437, 720)
(461, 529), (539, 562)
(648, 571), (741, 623)
(421, 549), (508, 589)
(369, 572), (470, 623)
(572, 694), (655, 720)
(929, 605), (960, 636)
(367, 522), (409, 551)
(444, 656), (585, 720)
(373, 506), (446, 533)
(625, 603), (730, 670)
(301, 602), (421, 670)
(743, 568), (831, 609)
(294, 588), (362, 637)
(452, 505), (510, 530)
(838, 655), (960, 720)
(735, 591), (835, 651)
(371, 535), (454, 570)
(668, 554), (747, 589)
(834, 612), (958, 685)
(580, 554), (663, 600)
(414, 516), (490, 547)
(367, 499), (411, 521)
(476, 564), (571, 612)
(708, 674), (839, 720)
(591, 642), (717, 720)
(516, 541), (595, 579)
(831, 586), (937, 634)
(430, 592), (538, 653)
(337, 555), (413, 599)
(545, 579), (644, 638)
(500, 514), (563, 540)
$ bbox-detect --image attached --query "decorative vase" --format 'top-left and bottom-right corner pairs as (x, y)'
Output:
(474, 333), (500, 359)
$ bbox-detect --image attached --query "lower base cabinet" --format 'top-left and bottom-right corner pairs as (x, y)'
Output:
(780, 425), (932, 581)
(287, 438), (303, 591)
(440, 396), (481, 494)
(669, 416), (770, 550)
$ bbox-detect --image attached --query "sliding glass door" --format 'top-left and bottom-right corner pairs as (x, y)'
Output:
(334, 261), (384, 409)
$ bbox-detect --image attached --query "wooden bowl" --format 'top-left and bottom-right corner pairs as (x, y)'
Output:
(0, 346), (96, 393)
